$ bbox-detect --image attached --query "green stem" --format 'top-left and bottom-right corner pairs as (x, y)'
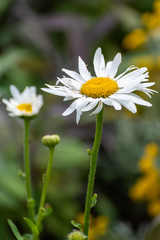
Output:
(36, 147), (55, 230)
(83, 107), (104, 237)
(24, 118), (35, 222)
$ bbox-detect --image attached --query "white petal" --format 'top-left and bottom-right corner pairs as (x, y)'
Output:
(108, 53), (121, 78)
(115, 65), (137, 81)
(139, 82), (155, 88)
(78, 57), (92, 81)
(110, 93), (152, 106)
(90, 101), (103, 115)
(99, 54), (106, 77)
(76, 110), (82, 124)
(103, 98), (122, 110)
(42, 86), (69, 97)
(111, 99), (122, 110)
(93, 48), (103, 77)
(118, 77), (144, 92)
(62, 101), (76, 116)
(57, 77), (82, 90)
(105, 61), (112, 75)
(63, 96), (74, 101)
(80, 100), (98, 112)
(120, 100), (137, 113)
(10, 85), (21, 101)
(117, 67), (148, 85)
(62, 68), (85, 83)
(75, 98), (90, 110)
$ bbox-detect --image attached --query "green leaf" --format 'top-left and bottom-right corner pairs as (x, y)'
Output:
(0, 48), (29, 75)
(91, 193), (98, 208)
(23, 218), (39, 236)
(87, 149), (92, 156)
(22, 233), (33, 240)
(71, 220), (82, 232)
(41, 204), (53, 217)
(8, 219), (23, 240)
(17, 170), (26, 178)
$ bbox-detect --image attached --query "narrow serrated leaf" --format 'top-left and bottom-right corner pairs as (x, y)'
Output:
(8, 219), (23, 240)
(71, 220), (82, 232)
(23, 217), (39, 235)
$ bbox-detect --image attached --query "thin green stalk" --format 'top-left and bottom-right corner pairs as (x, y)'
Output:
(24, 118), (35, 222)
(36, 147), (55, 230)
(83, 107), (104, 237)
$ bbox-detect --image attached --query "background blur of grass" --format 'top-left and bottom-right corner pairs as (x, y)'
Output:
(1, 0), (160, 239)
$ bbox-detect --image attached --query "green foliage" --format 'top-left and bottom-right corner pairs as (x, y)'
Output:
(90, 193), (97, 208)
(71, 221), (82, 232)
(8, 219), (23, 240)
(1, 0), (160, 239)
(23, 218), (39, 236)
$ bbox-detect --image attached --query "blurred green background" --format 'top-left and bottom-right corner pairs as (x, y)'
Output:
(1, 0), (160, 239)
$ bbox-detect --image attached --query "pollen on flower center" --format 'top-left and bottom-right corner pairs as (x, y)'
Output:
(17, 103), (32, 113)
(80, 77), (119, 98)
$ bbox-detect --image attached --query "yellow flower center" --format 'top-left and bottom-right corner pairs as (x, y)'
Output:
(80, 77), (119, 98)
(17, 103), (32, 113)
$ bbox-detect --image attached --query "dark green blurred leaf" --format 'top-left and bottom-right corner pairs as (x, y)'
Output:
(0, 48), (31, 75)
(0, 0), (12, 14)
(41, 204), (53, 217)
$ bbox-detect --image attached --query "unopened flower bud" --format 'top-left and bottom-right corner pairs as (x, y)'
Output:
(67, 230), (87, 240)
(42, 134), (60, 148)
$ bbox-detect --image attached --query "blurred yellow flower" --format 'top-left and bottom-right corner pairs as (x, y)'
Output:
(145, 143), (159, 157)
(131, 55), (156, 71)
(147, 199), (160, 217)
(139, 143), (159, 172)
(129, 143), (160, 217)
(129, 172), (159, 201)
(122, 29), (147, 51)
(123, 0), (160, 51)
(142, 0), (160, 29)
(76, 213), (109, 240)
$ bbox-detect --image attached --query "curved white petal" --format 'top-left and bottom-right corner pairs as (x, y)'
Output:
(62, 101), (76, 116)
(93, 48), (105, 77)
(108, 53), (121, 78)
(110, 93), (152, 107)
(57, 77), (82, 90)
(10, 85), (21, 101)
(105, 61), (112, 76)
(78, 57), (92, 81)
(76, 110), (82, 124)
(62, 68), (85, 83)
(120, 100), (137, 113)
(42, 86), (69, 97)
(115, 65), (137, 81)
(90, 101), (103, 115)
(80, 100), (98, 112)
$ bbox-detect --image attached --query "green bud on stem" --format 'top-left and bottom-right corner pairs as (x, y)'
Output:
(42, 135), (60, 148)
(67, 230), (87, 240)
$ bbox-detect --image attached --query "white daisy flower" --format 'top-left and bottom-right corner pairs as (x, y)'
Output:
(3, 85), (43, 118)
(42, 47), (156, 124)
